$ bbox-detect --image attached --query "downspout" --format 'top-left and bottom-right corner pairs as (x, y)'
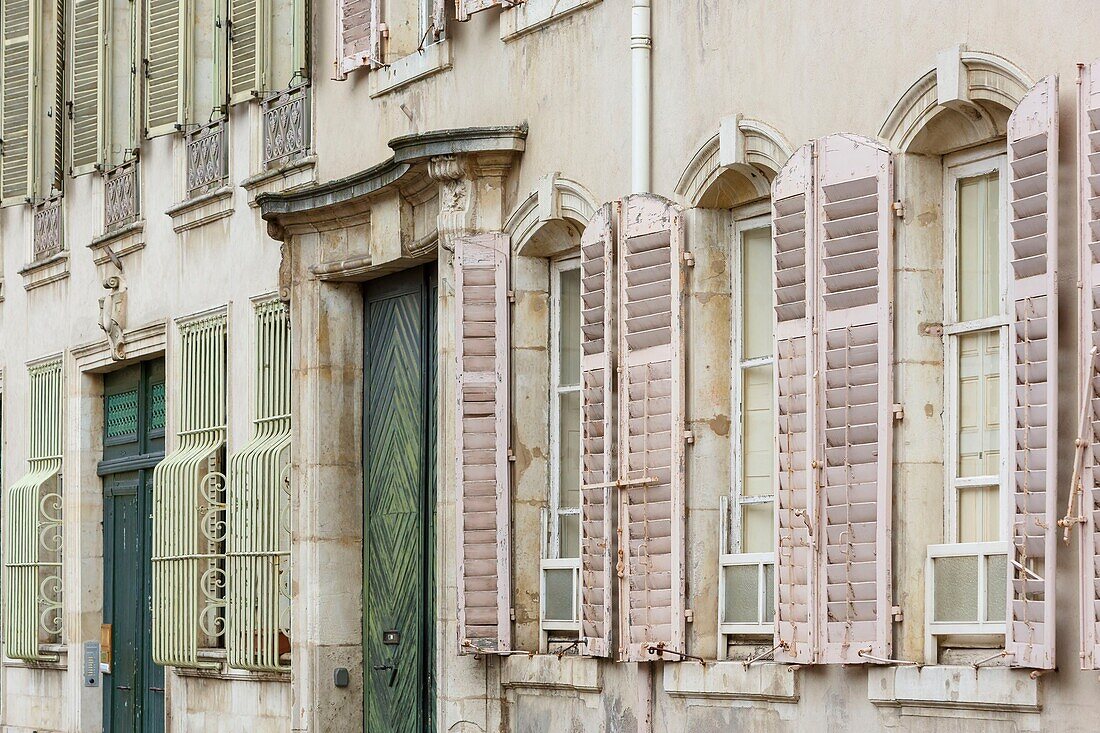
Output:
(631, 0), (652, 194)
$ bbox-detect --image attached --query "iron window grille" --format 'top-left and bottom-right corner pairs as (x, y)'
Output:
(261, 84), (310, 170)
(32, 195), (64, 260)
(103, 158), (140, 232)
(185, 118), (229, 198)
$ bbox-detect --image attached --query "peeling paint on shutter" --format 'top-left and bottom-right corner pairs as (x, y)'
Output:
(579, 202), (617, 657)
(1005, 75), (1058, 671)
(229, 0), (265, 105)
(454, 0), (511, 23)
(144, 0), (185, 136)
(70, 0), (102, 174)
(814, 134), (893, 665)
(431, 0), (446, 39)
(772, 144), (816, 664)
(454, 233), (512, 654)
(335, 0), (379, 78)
(617, 194), (686, 662)
(1079, 60), (1100, 671)
(1, 0), (32, 201)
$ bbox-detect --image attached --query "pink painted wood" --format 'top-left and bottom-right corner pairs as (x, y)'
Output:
(454, 233), (512, 654)
(336, 0), (378, 77)
(813, 133), (893, 665)
(1079, 60), (1100, 671)
(771, 143), (817, 664)
(1005, 75), (1058, 671)
(579, 202), (618, 657)
(616, 193), (686, 662)
(455, 0), (513, 23)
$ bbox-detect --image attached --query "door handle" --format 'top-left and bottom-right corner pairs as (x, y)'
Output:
(372, 663), (398, 687)
(116, 685), (133, 690)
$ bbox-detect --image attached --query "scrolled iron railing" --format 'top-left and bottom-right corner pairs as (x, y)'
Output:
(261, 84), (310, 170)
(103, 158), (140, 231)
(32, 196), (64, 260)
(185, 119), (229, 198)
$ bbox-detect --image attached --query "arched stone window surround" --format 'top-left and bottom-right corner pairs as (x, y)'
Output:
(506, 173), (599, 257)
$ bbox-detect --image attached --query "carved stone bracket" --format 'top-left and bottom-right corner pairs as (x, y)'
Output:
(429, 151), (516, 252)
(99, 269), (128, 361)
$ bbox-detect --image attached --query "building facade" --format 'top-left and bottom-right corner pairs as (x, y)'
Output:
(2, 0), (1100, 731)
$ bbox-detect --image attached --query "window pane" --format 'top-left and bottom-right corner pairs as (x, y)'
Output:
(958, 330), (1000, 478)
(558, 267), (581, 387)
(958, 485), (1000, 543)
(933, 555), (980, 622)
(558, 513), (580, 559)
(741, 228), (773, 360)
(741, 502), (773, 554)
(956, 173), (1000, 322)
(985, 553), (1007, 623)
(543, 567), (576, 622)
(763, 563), (775, 623)
(558, 389), (581, 510)
(742, 363), (774, 497)
(722, 564), (759, 624)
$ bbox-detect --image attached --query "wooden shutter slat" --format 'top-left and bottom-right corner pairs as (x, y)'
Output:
(70, 0), (101, 173)
(814, 134), (893, 665)
(1005, 74), (1058, 671)
(579, 203), (617, 657)
(144, 0), (185, 137)
(1, 0), (31, 201)
(455, 0), (508, 23)
(336, 0), (379, 77)
(455, 233), (512, 654)
(772, 144), (816, 664)
(229, 0), (264, 104)
(617, 194), (686, 662)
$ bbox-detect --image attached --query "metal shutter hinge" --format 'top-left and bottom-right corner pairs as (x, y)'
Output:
(892, 201), (905, 219)
(892, 404), (904, 421)
(891, 605), (903, 622)
(507, 290), (515, 303)
(684, 609), (694, 622)
(921, 322), (944, 337)
(683, 430), (694, 444)
(507, 449), (516, 462)
(509, 608), (516, 621)
(682, 251), (695, 267)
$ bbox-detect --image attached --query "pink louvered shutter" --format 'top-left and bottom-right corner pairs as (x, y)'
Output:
(454, 233), (512, 654)
(455, 0), (512, 22)
(1079, 60), (1100, 670)
(335, 0), (379, 78)
(1005, 75), (1058, 670)
(579, 203), (618, 658)
(814, 134), (893, 664)
(772, 144), (817, 664)
(617, 194), (686, 662)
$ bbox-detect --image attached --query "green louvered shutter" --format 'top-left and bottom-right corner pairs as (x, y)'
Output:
(229, 0), (265, 105)
(144, 0), (185, 137)
(70, 0), (101, 173)
(2, 0), (32, 202)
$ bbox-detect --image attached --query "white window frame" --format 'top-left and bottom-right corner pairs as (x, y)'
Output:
(925, 540), (1009, 661)
(719, 213), (775, 643)
(942, 151), (1012, 544)
(541, 256), (582, 636)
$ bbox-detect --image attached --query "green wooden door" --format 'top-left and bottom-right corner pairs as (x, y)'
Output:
(102, 361), (166, 733)
(363, 266), (437, 733)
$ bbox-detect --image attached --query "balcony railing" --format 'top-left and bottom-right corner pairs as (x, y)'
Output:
(33, 195), (64, 260)
(261, 85), (310, 170)
(185, 118), (229, 198)
(104, 159), (140, 231)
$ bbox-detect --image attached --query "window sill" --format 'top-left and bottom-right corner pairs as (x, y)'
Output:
(500, 654), (601, 692)
(867, 665), (1040, 714)
(663, 661), (799, 702)
(90, 220), (146, 266)
(368, 40), (452, 98)
(19, 250), (70, 291)
(3, 643), (67, 670)
(166, 186), (235, 233)
(170, 650), (290, 683)
(501, 0), (601, 41)
(242, 156), (318, 207)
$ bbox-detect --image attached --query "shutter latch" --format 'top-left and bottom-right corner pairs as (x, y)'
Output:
(892, 403), (904, 421)
(682, 251), (695, 267)
(892, 201), (905, 219)
(683, 430), (694, 444)
(891, 605), (903, 622)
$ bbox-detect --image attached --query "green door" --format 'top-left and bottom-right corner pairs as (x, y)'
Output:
(102, 361), (166, 733)
(363, 266), (437, 733)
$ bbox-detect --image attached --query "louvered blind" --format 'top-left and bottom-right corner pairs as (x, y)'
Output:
(227, 300), (291, 672)
(1004, 75), (1058, 671)
(3, 360), (64, 662)
(455, 0), (508, 22)
(617, 194), (686, 662)
(579, 203), (617, 657)
(454, 233), (511, 654)
(152, 314), (228, 669)
(229, 0), (263, 104)
(772, 144), (816, 664)
(1, 0), (31, 201)
(336, 0), (378, 78)
(49, 0), (64, 191)
(144, 0), (184, 137)
(70, 0), (101, 173)
(814, 134), (893, 664)
(1080, 60), (1100, 671)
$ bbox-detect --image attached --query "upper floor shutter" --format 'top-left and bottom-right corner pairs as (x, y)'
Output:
(144, 0), (185, 136)
(579, 202), (617, 658)
(455, 0), (510, 23)
(772, 144), (816, 664)
(1, 0), (32, 202)
(1005, 74), (1058, 671)
(617, 193), (686, 662)
(69, 0), (102, 173)
(1079, 60), (1100, 671)
(335, 0), (379, 79)
(814, 133), (893, 665)
(229, 0), (264, 104)
(454, 233), (512, 654)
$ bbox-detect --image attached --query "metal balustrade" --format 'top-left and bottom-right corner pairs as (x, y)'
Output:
(104, 159), (140, 231)
(32, 196), (63, 260)
(261, 85), (310, 170)
(185, 119), (229, 198)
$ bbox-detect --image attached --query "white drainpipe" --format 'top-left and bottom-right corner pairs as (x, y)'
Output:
(631, 0), (652, 194)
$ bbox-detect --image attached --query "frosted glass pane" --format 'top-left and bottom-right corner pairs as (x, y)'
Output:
(741, 228), (773, 360)
(742, 364), (774, 497)
(558, 267), (581, 387)
(958, 485), (1000, 543)
(558, 513), (580, 559)
(933, 555), (980, 622)
(722, 564), (759, 624)
(956, 173), (1000, 322)
(558, 390), (581, 509)
(741, 502), (774, 554)
(985, 553), (1007, 622)
(763, 563), (775, 623)
(544, 568), (576, 622)
(958, 330), (1001, 479)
